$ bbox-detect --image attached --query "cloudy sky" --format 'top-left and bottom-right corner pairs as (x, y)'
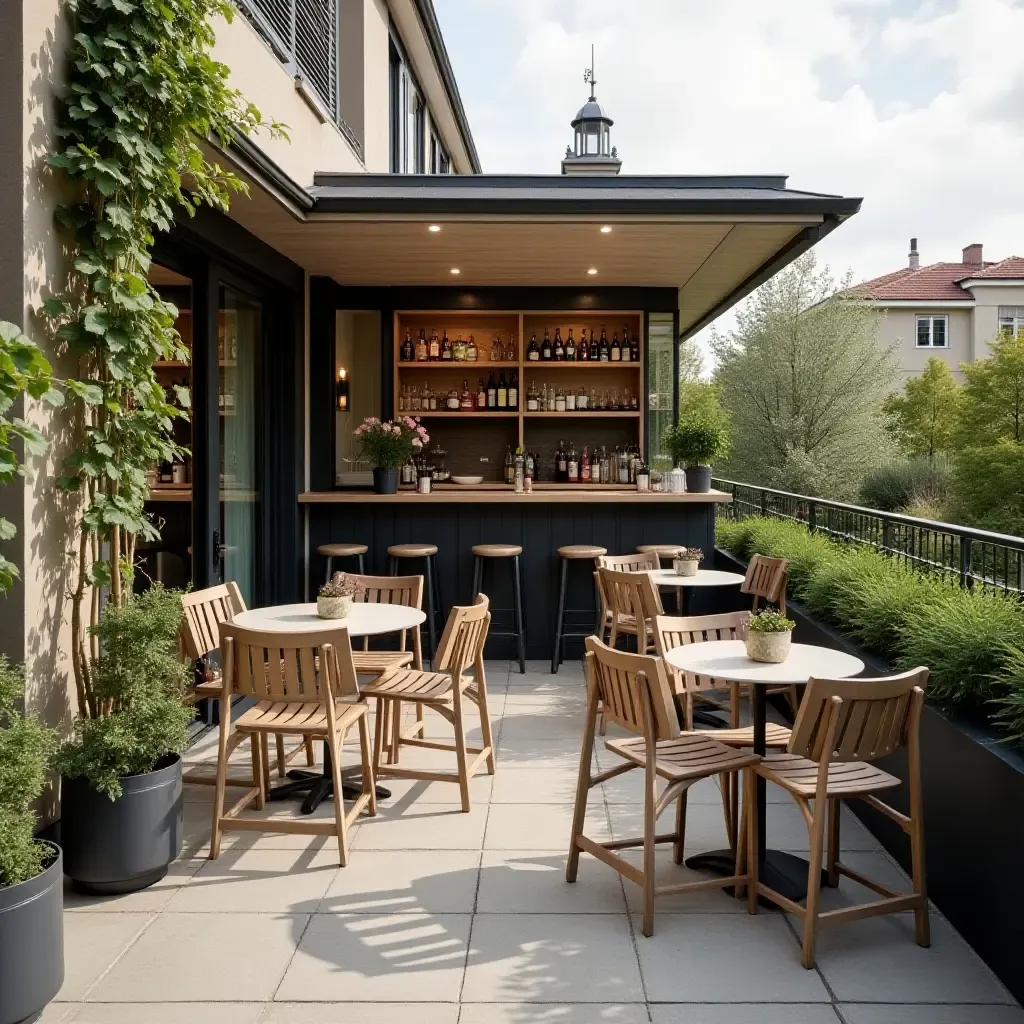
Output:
(435, 0), (1024, 357)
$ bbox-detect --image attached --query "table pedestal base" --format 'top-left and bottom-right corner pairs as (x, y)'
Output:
(685, 848), (829, 904)
(267, 741), (390, 814)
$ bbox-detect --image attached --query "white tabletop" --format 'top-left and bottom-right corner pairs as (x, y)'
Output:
(664, 639), (864, 685)
(233, 603), (426, 638)
(649, 568), (746, 589)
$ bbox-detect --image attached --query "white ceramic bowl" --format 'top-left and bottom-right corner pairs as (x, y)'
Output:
(451, 475), (484, 486)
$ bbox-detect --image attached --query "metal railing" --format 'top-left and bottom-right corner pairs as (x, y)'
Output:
(713, 477), (1024, 595)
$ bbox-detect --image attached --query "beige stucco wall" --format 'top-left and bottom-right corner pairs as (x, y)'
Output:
(875, 307), (973, 384)
(969, 284), (1024, 361)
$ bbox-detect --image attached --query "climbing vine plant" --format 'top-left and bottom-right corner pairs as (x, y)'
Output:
(43, 0), (283, 717)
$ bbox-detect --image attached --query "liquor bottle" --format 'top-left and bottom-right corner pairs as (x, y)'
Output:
(504, 448), (514, 484)
(508, 371), (519, 410)
(453, 335), (466, 362)
(553, 327), (565, 361)
(428, 328), (440, 361)
(598, 389), (609, 411)
(567, 441), (579, 482)
(460, 379), (473, 411)
(416, 328), (429, 362)
(490, 335), (502, 361)
(505, 336), (517, 361)
(524, 449), (535, 482)
(581, 446), (591, 482)
(566, 386), (576, 411)
(610, 330), (621, 362)
(578, 329), (589, 361)
(541, 328), (553, 361)
(487, 371), (497, 409)
(556, 441), (568, 483)
(497, 370), (508, 409)
(445, 386), (460, 411)
(467, 335), (478, 361)
(565, 328), (576, 361)
(476, 377), (487, 410)
(401, 328), (415, 361)
(630, 328), (640, 363)
(555, 387), (566, 412)
(441, 329), (453, 361)
(546, 382), (557, 412)
(527, 332), (541, 361)
(622, 325), (632, 362)
(513, 446), (525, 493)
(577, 384), (588, 410)
(598, 327), (610, 362)
(526, 382), (539, 411)
(609, 388), (620, 411)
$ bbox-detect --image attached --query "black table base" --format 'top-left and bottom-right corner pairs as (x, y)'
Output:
(685, 849), (830, 903)
(267, 741), (390, 814)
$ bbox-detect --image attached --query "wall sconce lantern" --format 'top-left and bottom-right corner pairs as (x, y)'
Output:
(336, 367), (349, 412)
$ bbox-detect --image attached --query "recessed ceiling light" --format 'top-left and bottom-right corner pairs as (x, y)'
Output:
(450, 267), (461, 275)
(600, 225), (612, 234)
(587, 267), (598, 275)
(428, 224), (442, 233)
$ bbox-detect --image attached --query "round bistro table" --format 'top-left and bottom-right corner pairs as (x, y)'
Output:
(232, 602), (426, 814)
(664, 639), (864, 901)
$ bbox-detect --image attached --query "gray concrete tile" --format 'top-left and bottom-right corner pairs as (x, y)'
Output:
(485, 802), (609, 850)
(651, 1007), (840, 1024)
(477, 851), (627, 914)
(459, 1005), (649, 1023)
(261, 1005), (460, 1024)
(839, 1006), (1024, 1024)
(56, 913), (154, 1002)
(68, 1004), (265, 1024)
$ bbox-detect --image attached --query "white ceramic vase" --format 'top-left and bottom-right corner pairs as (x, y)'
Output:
(673, 557), (699, 577)
(317, 595), (353, 619)
(746, 630), (792, 664)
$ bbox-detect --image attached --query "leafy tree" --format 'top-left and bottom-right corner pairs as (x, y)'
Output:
(679, 338), (704, 383)
(883, 356), (962, 461)
(710, 252), (897, 499)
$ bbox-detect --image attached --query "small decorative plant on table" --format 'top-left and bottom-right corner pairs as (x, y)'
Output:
(355, 416), (429, 494)
(672, 547), (703, 577)
(318, 572), (364, 619)
(745, 610), (796, 664)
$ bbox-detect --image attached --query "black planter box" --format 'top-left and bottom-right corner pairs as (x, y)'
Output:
(715, 546), (1024, 1004)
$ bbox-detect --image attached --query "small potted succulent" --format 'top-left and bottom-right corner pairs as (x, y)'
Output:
(672, 547), (703, 577)
(355, 416), (429, 494)
(317, 572), (364, 619)
(745, 610), (796, 664)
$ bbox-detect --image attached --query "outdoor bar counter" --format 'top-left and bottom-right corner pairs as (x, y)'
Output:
(302, 487), (732, 660)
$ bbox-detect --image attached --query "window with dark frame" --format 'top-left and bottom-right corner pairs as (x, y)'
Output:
(998, 306), (1024, 337)
(915, 315), (948, 348)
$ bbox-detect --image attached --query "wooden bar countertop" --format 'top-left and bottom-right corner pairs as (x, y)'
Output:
(299, 486), (733, 504)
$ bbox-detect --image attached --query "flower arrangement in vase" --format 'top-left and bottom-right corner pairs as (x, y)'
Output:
(672, 547), (703, 577)
(745, 610), (796, 664)
(354, 416), (429, 494)
(317, 572), (365, 619)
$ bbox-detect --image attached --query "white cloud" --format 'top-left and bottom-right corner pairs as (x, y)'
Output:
(435, 0), (1024, 364)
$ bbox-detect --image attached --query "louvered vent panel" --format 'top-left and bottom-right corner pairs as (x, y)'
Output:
(295, 0), (338, 116)
(238, 0), (294, 54)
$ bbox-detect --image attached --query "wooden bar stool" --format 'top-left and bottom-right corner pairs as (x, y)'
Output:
(551, 544), (607, 673)
(388, 543), (441, 665)
(318, 543), (368, 582)
(636, 544), (682, 564)
(471, 543), (526, 673)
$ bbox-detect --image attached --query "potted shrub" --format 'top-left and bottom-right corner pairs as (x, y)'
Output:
(317, 572), (364, 619)
(672, 547), (703, 577)
(57, 586), (192, 894)
(0, 658), (62, 1024)
(663, 415), (731, 493)
(745, 610), (796, 664)
(355, 416), (429, 494)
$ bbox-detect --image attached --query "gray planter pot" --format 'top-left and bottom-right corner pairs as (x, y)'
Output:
(372, 467), (398, 494)
(684, 465), (712, 492)
(0, 843), (64, 1024)
(61, 754), (183, 895)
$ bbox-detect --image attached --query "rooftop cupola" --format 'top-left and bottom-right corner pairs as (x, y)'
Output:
(561, 46), (622, 176)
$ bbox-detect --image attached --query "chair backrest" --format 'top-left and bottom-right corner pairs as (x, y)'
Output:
(653, 611), (751, 694)
(599, 566), (664, 624)
(597, 551), (661, 573)
(584, 635), (679, 740)
(219, 622), (361, 703)
(741, 554), (789, 614)
(346, 574), (424, 653)
(435, 595), (491, 677)
(180, 582), (246, 661)
(788, 667), (929, 764)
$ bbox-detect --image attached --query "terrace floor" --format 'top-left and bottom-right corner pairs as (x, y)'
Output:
(53, 659), (1022, 1024)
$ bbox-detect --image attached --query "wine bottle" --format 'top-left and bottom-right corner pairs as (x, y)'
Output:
(497, 370), (508, 409)
(441, 329), (453, 361)
(428, 328), (440, 361)
(476, 377), (487, 410)
(487, 371), (497, 409)
(565, 328), (576, 361)
(610, 330), (621, 362)
(401, 328), (414, 361)
(508, 371), (519, 410)
(598, 327), (610, 362)
(527, 332), (540, 361)
(553, 327), (565, 361)
(416, 328), (429, 362)
(578, 329), (589, 361)
(541, 328), (553, 361)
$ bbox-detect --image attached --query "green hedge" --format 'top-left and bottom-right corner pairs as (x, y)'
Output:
(716, 517), (1024, 741)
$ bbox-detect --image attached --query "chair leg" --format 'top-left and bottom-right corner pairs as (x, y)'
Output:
(726, 772), (740, 853)
(641, 760), (658, 937)
(474, 662), (497, 774)
(908, 758), (931, 948)
(747, 769), (759, 915)
(275, 734), (287, 778)
(787, 684), (800, 718)
(328, 729), (349, 867)
(210, 707), (232, 861)
(304, 736), (316, 766)
(251, 734), (266, 811)
(452, 685), (472, 813)
(260, 733), (272, 796)
(512, 554), (526, 675)
(826, 798), (841, 887)
(551, 556), (568, 673)
(390, 698), (403, 766)
(801, 796), (827, 969)
(566, 687), (599, 884)
(372, 698), (387, 770)
(739, 768), (756, 903)
(358, 711), (377, 817)
(673, 788), (688, 865)
(425, 556), (438, 668)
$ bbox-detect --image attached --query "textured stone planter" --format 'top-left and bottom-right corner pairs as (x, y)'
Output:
(317, 594), (353, 619)
(672, 556), (699, 577)
(745, 629), (792, 663)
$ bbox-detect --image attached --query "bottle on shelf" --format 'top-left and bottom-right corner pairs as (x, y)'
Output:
(578, 329), (589, 362)
(556, 441), (568, 483)
(610, 330), (621, 362)
(581, 446), (591, 482)
(589, 386), (597, 410)
(546, 382), (557, 412)
(565, 385), (576, 411)
(609, 388), (620, 411)
(505, 336), (517, 361)
(414, 328), (428, 362)
(508, 371), (519, 410)
(460, 379), (473, 411)
(504, 448), (514, 484)
(428, 328), (440, 361)
(487, 371), (497, 409)
(446, 386), (460, 411)
(553, 327), (565, 361)
(514, 446), (525, 493)
(524, 449), (534, 492)
(496, 370), (508, 409)
(398, 384), (407, 411)
(555, 387), (566, 413)
(441, 329), (453, 361)
(401, 328), (415, 361)
(490, 335), (501, 361)
(526, 381), (539, 412)
(598, 327), (610, 362)
(476, 377), (487, 410)
(622, 325), (633, 362)
(527, 332), (540, 361)
(541, 328), (553, 361)
(565, 328), (576, 361)
(467, 335), (478, 362)
(567, 441), (579, 482)
(576, 384), (588, 410)
(454, 334), (466, 362)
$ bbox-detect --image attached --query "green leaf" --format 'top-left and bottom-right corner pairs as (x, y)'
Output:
(0, 517), (16, 541)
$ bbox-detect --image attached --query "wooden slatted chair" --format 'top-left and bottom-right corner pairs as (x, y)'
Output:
(653, 611), (791, 853)
(750, 667), (930, 968)
(359, 595), (495, 813)
(210, 623), (376, 865)
(567, 636), (760, 937)
(598, 565), (664, 653)
(741, 555), (799, 714)
(595, 551), (661, 642)
(179, 583), (314, 786)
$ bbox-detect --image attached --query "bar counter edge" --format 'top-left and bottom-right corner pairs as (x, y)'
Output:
(300, 489), (733, 504)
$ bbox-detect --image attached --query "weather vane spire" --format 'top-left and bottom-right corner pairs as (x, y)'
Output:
(583, 43), (596, 101)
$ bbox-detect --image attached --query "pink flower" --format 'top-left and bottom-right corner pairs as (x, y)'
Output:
(412, 438), (423, 449)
